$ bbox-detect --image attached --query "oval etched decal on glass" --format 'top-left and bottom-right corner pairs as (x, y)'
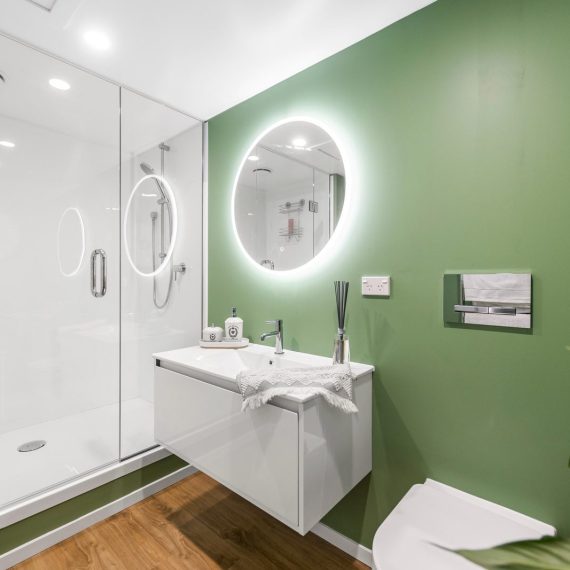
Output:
(123, 173), (178, 277)
(57, 207), (85, 277)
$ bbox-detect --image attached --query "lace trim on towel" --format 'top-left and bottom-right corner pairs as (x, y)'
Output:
(236, 364), (357, 414)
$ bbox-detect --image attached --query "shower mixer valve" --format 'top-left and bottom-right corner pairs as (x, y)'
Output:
(173, 263), (186, 281)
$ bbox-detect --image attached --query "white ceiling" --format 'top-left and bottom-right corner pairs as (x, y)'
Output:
(0, 33), (200, 203)
(0, 0), (435, 120)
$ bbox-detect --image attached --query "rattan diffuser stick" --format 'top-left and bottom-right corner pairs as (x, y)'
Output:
(333, 281), (350, 365)
(334, 280), (349, 338)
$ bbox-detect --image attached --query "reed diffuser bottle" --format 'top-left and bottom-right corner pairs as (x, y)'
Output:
(333, 280), (350, 365)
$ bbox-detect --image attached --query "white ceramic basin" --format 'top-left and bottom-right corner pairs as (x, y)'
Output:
(153, 343), (374, 534)
(154, 343), (372, 389)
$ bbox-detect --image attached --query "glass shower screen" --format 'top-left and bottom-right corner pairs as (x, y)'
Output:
(0, 35), (121, 507)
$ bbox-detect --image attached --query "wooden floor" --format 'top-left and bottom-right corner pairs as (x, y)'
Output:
(14, 472), (368, 569)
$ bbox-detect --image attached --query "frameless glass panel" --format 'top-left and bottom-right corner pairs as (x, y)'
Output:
(0, 35), (120, 507)
(120, 89), (202, 458)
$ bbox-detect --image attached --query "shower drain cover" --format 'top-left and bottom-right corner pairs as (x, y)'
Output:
(17, 440), (46, 452)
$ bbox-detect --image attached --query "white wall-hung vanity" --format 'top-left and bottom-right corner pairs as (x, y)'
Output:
(154, 344), (373, 534)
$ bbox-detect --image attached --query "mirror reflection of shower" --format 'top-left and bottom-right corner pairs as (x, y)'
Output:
(140, 143), (182, 309)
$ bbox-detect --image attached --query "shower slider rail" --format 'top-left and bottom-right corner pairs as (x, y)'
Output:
(453, 304), (531, 315)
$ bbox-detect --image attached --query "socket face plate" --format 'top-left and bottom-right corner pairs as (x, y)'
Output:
(362, 276), (390, 296)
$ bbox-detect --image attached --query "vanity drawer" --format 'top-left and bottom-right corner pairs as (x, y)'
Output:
(155, 366), (299, 526)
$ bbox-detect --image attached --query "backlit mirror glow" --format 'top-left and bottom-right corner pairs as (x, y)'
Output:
(233, 119), (346, 272)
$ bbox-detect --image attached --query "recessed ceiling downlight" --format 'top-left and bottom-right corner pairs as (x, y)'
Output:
(248, 155), (259, 161)
(83, 29), (112, 51)
(292, 137), (307, 147)
(49, 78), (70, 91)
(0, 141), (15, 149)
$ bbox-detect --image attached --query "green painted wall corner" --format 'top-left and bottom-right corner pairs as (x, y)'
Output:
(208, 0), (570, 547)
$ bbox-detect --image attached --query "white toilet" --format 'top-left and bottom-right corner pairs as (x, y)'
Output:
(372, 479), (556, 569)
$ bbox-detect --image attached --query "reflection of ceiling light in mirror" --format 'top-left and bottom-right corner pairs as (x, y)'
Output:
(142, 193), (158, 198)
(0, 140), (15, 148)
(49, 78), (71, 91)
(247, 212), (254, 216)
(292, 137), (307, 147)
(84, 29), (112, 51)
(248, 155), (259, 161)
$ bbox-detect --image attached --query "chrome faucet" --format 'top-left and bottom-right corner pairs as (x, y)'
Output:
(260, 319), (284, 354)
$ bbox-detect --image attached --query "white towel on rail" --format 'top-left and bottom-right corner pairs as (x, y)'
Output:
(462, 273), (530, 303)
(462, 273), (531, 328)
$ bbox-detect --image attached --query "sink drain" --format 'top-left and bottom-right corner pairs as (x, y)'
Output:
(17, 440), (46, 452)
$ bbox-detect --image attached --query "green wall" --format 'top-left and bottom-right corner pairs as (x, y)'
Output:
(0, 455), (187, 555)
(208, 0), (570, 547)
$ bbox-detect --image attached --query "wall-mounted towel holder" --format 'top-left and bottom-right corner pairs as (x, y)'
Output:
(453, 305), (531, 315)
(444, 273), (532, 329)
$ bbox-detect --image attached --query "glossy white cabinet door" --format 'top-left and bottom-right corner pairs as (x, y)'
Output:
(155, 367), (299, 525)
(300, 374), (372, 532)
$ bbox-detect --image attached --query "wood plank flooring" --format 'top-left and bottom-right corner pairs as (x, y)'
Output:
(14, 472), (368, 569)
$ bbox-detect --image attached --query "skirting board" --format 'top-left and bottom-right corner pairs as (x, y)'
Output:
(0, 465), (196, 570)
(0, 446), (171, 529)
(2, 466), (372, 570)
(311, 522), (373, 567)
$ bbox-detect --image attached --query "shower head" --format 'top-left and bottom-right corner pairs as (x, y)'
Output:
(140, 162), (155, 175)
(150, 211), (158, 221)
(140, 162), (169, 204)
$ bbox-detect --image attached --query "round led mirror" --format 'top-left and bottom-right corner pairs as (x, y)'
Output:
(233, 119), (346, 272)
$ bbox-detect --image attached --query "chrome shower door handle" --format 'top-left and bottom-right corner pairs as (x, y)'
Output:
(91, 249), (107, 298)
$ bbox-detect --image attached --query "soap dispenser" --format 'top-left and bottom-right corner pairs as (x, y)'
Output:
(225, 307), (243, 341)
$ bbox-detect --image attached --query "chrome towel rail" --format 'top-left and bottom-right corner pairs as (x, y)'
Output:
(453, 305), (531, 315)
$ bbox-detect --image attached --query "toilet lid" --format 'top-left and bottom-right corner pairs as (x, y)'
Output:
(372, 479), (555, 570)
